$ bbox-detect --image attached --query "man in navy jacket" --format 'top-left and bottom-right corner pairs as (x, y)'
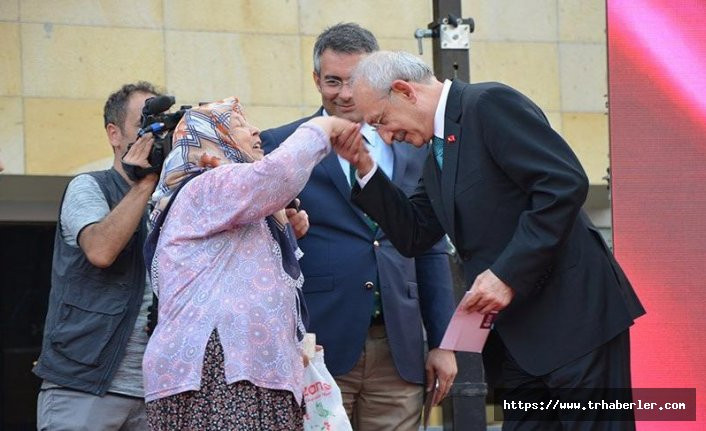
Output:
(261, 24), (456, 430)
(341, 51), (645, 430)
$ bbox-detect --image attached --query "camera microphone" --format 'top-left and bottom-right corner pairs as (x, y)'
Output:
(143, 95), (175, 115)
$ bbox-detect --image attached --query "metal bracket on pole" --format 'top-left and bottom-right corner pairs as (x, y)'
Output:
(414, 14), (474, 55)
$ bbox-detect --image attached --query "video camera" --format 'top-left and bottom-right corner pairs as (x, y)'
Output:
(122, 95), (191, 181)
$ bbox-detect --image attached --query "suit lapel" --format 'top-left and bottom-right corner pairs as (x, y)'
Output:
(440, 80), (465, 244)
(441, 121), (460, 241)
(320, 147), (374, 232)
(318, 150), (347, 196)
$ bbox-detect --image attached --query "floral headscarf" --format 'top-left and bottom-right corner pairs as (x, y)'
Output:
(149, 97), (250, 225)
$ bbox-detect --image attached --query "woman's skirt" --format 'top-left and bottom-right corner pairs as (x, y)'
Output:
(146, 330), (304, 431)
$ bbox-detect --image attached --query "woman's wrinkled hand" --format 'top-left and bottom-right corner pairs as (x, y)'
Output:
(308, 116), (362, 150)
(286, 202), (309, 239)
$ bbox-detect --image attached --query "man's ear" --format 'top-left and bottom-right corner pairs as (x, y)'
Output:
(390, 80), (416, 103)
(106, 123), (121, 154)
(313, 71), (323, 93)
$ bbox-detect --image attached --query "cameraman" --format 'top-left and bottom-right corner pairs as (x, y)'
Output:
(33, 82), (161, 430)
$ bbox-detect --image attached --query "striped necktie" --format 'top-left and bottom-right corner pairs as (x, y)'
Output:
(432, 136), (444, 168)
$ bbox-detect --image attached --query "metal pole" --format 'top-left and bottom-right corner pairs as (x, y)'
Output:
(429, 1), (487, 429)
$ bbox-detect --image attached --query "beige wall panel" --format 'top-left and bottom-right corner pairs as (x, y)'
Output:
(0, 0), (18, 20)
(562, 112), (609, 184)
(299, 0), (432, 39)
(471, 41), (560, 111)
(20, 0), (162, 28)
(0, 97), (24, 174)
(0, 23), (21, 96)
(379, 38), (433, 68)
(72, 156), (113, 174)
(545, 111), (563, 136)
(463, 0), (557, 42)
(166, 31), (302, 107)
(299, 35), (319, 107)
(559, 0), (606, 43)
(22, 24), (165, 99)
(300, 105), (320, 117)
(560, 43), (607, 112)
(165, 0), (298, 33)
(246, 105), (305, 131)
(25, 98), (109, 175)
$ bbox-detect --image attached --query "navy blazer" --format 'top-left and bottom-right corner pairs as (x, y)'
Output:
(261, 110), (455, 384)
(352, 81), (645, 375)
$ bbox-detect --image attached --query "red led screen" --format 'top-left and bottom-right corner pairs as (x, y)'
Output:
(608, 0), (706, 429)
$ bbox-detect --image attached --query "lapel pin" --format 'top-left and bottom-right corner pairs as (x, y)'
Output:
(446, 134), (456, 144)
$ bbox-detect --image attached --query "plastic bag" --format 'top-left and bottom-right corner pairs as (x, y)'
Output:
(302, 350), (352, 431)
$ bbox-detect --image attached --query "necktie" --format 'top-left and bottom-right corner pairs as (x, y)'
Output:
(432, 136), (444, 168)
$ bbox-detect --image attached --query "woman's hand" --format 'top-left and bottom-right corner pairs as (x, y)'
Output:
(286, 199), (309, 239)
(307, 116), (362, 145)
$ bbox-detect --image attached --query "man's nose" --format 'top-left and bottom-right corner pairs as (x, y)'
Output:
(339, 83), (353, 100)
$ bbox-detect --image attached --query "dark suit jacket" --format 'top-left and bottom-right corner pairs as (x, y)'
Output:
(261, 110), (455, 384)
(352, 81), (645, 375)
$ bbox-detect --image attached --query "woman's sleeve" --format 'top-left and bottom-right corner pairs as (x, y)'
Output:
(171, 123), (329, 236)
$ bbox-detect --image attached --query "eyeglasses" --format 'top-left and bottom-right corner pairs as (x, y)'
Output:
(321, 78), (353, 91)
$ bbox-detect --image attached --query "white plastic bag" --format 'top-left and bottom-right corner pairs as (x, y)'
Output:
(302, 350), (352, 431)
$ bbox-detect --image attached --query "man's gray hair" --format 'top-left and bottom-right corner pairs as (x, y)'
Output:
(352, 51), (434, 95)
(313, 23), (379, 75)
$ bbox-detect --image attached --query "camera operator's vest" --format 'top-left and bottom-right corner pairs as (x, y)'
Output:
(33, 168), (148, 396)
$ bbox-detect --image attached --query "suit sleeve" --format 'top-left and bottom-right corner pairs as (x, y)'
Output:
(415, 238), (455, 348)
(259, 129), (279, 155)
(352, 168), (446, 257)
(478, 86), (589, 295)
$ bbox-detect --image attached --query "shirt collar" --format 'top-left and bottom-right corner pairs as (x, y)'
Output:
(433, 79), (453, 140)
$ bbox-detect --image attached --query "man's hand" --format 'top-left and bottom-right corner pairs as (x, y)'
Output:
(286, 200), (309, 239)
(308, 116), (373, 176)
(122, 134), (154, 168)
(121, 133), (159, 187)
(460, 269), (514, 314)
(425, 348), (457, 406)
(331, 127), (374, 177)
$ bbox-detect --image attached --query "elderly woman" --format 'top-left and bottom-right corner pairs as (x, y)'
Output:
(140, 97), (360, 430)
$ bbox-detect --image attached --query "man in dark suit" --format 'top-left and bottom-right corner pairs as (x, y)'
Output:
(260, 25), (456, 430)
(336, 50), (645, 430)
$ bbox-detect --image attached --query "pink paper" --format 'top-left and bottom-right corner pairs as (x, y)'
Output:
(439, 307), (497, 353)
